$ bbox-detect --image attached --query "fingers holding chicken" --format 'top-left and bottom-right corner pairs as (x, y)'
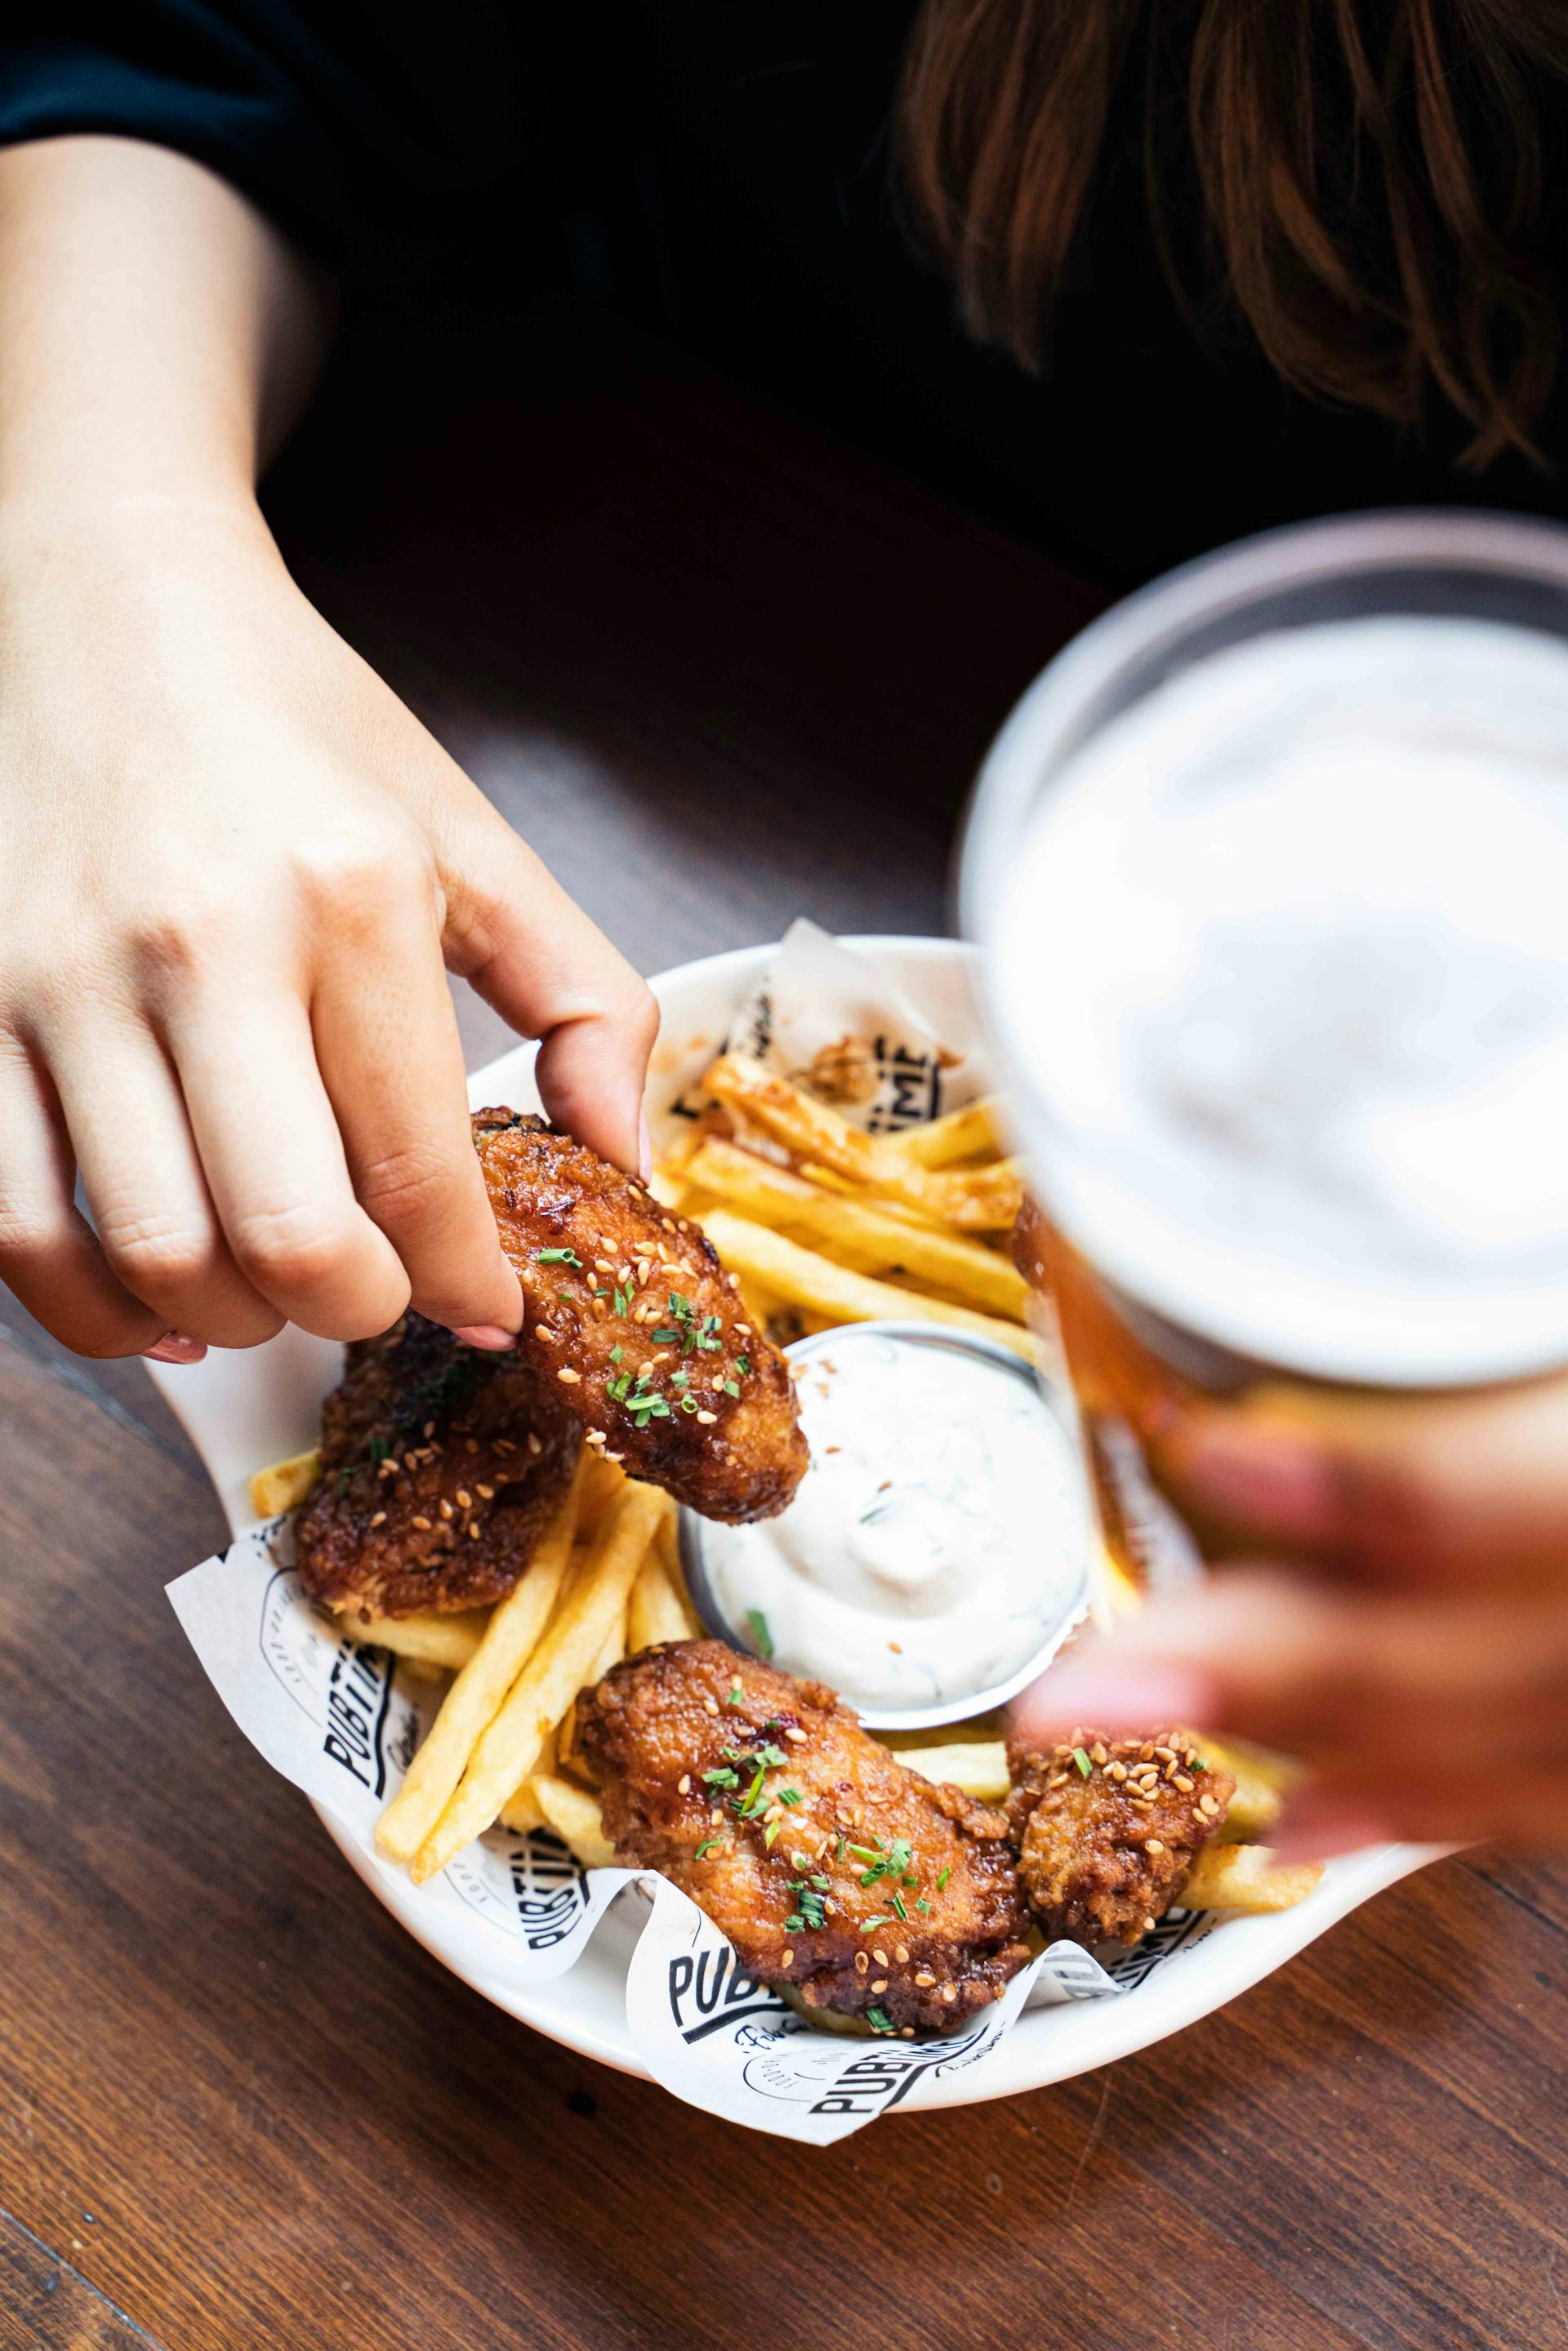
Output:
(472, 1109), (808, 1522)
(577, 1639), (1032, 2035)
(1006, 1730), (1236, 1944)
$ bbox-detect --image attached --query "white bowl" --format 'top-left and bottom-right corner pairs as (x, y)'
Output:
(149, 933), (1437, 2111)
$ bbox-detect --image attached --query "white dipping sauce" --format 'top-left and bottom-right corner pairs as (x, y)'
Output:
(702, 1332), (1087, 1712)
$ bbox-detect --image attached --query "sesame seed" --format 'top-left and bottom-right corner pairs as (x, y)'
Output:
(1143, 1915), (1157, 1934)
(636, 1262), (651, 1285)
(893, 1945), (910, 1964)
(854, 1952), (869, 1975)
(1047, 1771), (1068, 1789)
(369, 1510), (386, 1527)
(594, 1258), (614, 1273)
(495, 1438), (515, 1455)
(605, 1450), (623, 1462)
(411, 1516), (432, 1530)
(914, 1970), (936, 1987)
(762, 1803), (782, 1824)
(871, 1979), (889, 1994)
(1107, 1761), (1127, 1781)
(423, 1420), (435, 1438)
(536, 1325), (558, 1342)
(456, 1489), (472, 1510)
(464, 1440), (478, 1455)
(696, 1409), (717, 1424)
(902, 2026), (917, 2038)
(1199, 1792), (1221, 1816)
(941, 1984), (957, 2003)
(710, 1807), (723, 1824)
(556, 1367), (581, 1384)
(1140, 1743), (1156, 1761)
(467, 1522), (480, 1539)
(1090, 1742), (1107, 1765)
(703, 1696), (719, 1716)
(526, 1434), (542, 1455)
(1154, 1745), (1175, 1762)
(873, 1948), (889, 1967)
(476, 1483), (495, 1500)
(1174, 1773), (1194, 1792)
(784, 1725), (808, 1744)
(1145, 1837), (1164, 1855)
(678, 1774), (691, 1794)
(781, 1948), (795, 1968)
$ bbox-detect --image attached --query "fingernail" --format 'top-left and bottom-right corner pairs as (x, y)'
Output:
(1176, 1424), (1338, 1540)
(1014, 1659), (1219, 1740)
(452, 1325), (517, 1351)
(637, 1106), (652, 1185)
(1271, 1795), (1396, 1863)
(142, 1330), (207, 1366)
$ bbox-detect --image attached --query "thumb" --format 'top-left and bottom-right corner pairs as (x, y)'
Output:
(439, 808), (657, 1176)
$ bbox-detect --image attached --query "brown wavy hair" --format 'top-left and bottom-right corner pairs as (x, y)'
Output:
(898, 0), (1568, 467)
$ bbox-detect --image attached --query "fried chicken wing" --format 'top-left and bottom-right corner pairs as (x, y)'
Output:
(578, 1640), (1032, 2035)
(473, 1109), (807, 1522)
(1006, 1730), (1236, 1944)
(295, 1311), (581, 1619)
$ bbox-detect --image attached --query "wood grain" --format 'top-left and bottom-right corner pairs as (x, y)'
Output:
(2, 308), (1564, 2351)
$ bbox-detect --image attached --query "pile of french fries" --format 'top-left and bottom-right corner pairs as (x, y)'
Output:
(247, 1050), (1321, 1919)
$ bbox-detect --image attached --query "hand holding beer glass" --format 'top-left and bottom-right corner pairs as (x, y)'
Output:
(965, 514), (1568, 1859)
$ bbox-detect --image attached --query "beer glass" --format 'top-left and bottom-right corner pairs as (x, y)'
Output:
(960, 510), (1568, 1590)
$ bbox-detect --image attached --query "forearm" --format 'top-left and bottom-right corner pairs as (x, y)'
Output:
(0, 133), (332, 532)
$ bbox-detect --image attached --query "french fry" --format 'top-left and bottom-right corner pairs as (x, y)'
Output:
(557, 1605), (630, 1776)
(890, 1739), (1009, 1801)
(374, 1463), (586, 1863)
(341, 1609), (489, 1672)
(629, 1538), (699, 1649)
(248, 1448), (322, 1518)
(1198, 1735), (1294, 1842)
(686, 1139), (1029, 1320)
(696, 1210), (1046, 1370)
(889, 1094), (1005, 1169)
(704, 1053), (1023, 1232)
(924, 1157), (1025, 1235)
(497, 1783), (546, 1837)
(532, 1774), (617, 1870)
(412, 1481), (666, 1882)
(1181, 1841), (1324, 1912)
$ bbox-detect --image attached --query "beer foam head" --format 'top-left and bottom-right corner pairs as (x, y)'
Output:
(994, 617), (1568, 1383)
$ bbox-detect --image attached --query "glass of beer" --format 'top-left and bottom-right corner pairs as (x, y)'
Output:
(960, 510), (1568, 1592)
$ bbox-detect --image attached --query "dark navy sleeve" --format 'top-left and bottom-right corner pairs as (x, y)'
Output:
(0, 2), (548, 281)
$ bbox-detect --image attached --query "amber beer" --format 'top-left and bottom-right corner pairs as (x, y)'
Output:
(964, 512), (1568, 1583)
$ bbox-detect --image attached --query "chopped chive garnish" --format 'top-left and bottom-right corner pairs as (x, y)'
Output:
(694, 1836), (723, 1861)
(778, 1788), (802, 1807)
(860, 1916), (892, 1933)
(889, 1893), (908, 1920)
(915, 1899), (931, 1914)
(745, 1608), (773, 1661)
(702, 1765), (738, 1788)
(763, 1819), (784, 1848)
(936, 1866), (951, 1891)
(736, 1354), (751, 1374)
(609, 1343), (623, 1364)
(865, 2006), (894, 2035)
(1073, 1747), (1093, 1777)
(724, 1380), (740, 1398)
(727, 1682), (743, 1707)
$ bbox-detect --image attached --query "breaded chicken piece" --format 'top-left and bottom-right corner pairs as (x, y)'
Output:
(473, 1109), (807, 1522)
(295, 1311), (581, 1619)
(578, 1640), (1032, 2036)
(1006, 1730), (1236, 1944)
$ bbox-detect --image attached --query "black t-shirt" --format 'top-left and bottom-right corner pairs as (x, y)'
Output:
(4, 2), (1565, 588)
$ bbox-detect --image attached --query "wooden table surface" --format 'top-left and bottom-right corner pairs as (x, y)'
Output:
(2, 310), (1563, 2351)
